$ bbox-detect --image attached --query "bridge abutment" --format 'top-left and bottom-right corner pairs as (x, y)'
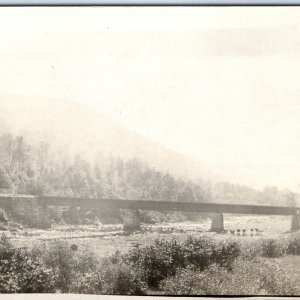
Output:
(123, 209), (141, 231)
(211, 213), (224, 233)
(0, 196), (51, 229)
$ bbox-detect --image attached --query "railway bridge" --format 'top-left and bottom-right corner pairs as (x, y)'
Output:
(42, 197), (300, 232)
(1, 195), (299, 232)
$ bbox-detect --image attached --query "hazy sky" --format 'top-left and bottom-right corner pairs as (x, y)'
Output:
(1, 7), (300, 191)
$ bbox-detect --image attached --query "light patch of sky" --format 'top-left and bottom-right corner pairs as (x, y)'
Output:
(1, 7), (300, 190)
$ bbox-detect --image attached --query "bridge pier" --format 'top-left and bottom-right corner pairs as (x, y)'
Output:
(211, 213), (224, 233)
(123, 209), (141, 231)
(291, 212), (300, 232)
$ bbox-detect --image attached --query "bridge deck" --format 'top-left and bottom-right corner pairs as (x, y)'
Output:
(40, 196), (300, 216)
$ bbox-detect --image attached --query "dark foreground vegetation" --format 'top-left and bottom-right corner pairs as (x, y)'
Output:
(1, 233), (300, 295)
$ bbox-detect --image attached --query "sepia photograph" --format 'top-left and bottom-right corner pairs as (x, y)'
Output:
(0, 6), (300, 296)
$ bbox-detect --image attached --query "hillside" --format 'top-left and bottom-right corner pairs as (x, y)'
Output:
(0, 94), (216, 183)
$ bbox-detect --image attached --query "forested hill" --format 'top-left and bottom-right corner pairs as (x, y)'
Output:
(0, 133), (297, 207)
(0, 95), (216, 183)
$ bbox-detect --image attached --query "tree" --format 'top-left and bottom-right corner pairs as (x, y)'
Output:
(280, 189), (296, 207)
(0, 167), (12, 190)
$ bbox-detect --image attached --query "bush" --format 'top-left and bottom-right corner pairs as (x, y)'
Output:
(37, 239), (100, 292)
(72, 262), (146, 295)
(239, 239), (263, 260)
(39, 240), (77, 292)
(261, 238), (287, 258)
(181, 236), (215, 270)
(37, 241), (146, 295)
(124, 238), (184, 288)
(0, 235), (55, 293)
(287, 233), (300, 255)
(160, 260), (260, 295)
(183, 236), (240, 270)
(160, 258), (300, 295)
(124, 236), (241, 288)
